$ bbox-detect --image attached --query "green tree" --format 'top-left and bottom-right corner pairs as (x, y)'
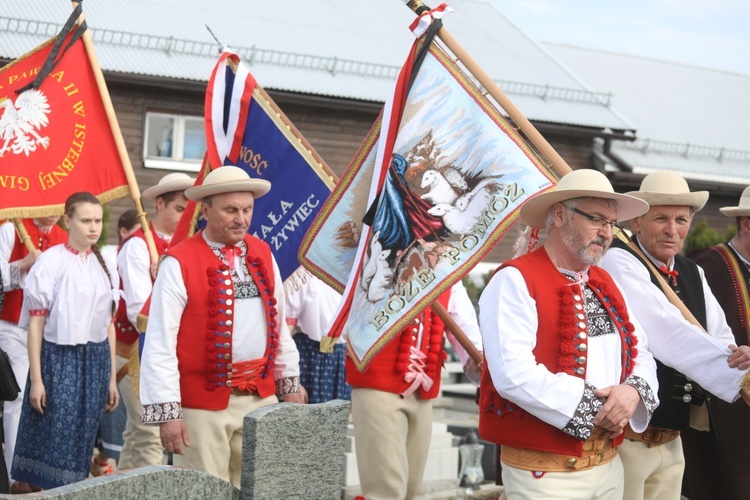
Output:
(684, 220), (735, 254)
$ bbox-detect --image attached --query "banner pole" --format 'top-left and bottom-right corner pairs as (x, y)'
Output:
(403, 0), (572, 179)
(12, 219), (37, 253)
(431, 302), (483, 365)
(71, 1), (159, 265)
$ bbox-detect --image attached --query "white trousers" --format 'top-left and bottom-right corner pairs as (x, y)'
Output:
(502, 454), (625, 500)
(174, 392), (277, 488)
(116, 353), (163, 469)
(0, 320), (26, 483)
(351, 388), (433, 500)
(619, 437), (684, 500)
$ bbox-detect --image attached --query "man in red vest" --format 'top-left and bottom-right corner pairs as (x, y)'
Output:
(139, 166), (303, 487)
(479, 169), (659, 499)
(0, 217), (66, 492)
(348, 281), (483, 499)
(114, 172), (194, 470)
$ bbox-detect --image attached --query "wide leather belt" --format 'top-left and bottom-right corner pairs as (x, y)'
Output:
(501, 429), (617, 472)
(625, 425), (679, 447)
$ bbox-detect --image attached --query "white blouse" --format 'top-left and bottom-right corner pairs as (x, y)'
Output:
(285, 273), (343, 343)
(20, 244), (119, 345)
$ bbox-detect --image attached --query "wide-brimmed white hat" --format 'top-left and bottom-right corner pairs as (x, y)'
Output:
(627, 171), (708, 211)
(520, 169), (649, 229)
(719, 185), (750, 218)
(142, 173), (196, 201)
(185, 166), (271, 202)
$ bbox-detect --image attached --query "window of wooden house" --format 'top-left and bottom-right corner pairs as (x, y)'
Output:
(143, 112), (206, 171)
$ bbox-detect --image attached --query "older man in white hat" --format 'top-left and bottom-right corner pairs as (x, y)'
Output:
(113, 171), (195, 471)
(478, 169), (659, 499)
(685, 184), (750, 499)
(599, 171), (750, 500)
(139, 166), (303, 487)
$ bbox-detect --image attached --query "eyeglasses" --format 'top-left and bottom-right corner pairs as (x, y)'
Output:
(566, 206), (623, 232)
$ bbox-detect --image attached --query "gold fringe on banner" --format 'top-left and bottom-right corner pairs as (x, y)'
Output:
(0, 185), (130, 219)
(282, 265), (314, 299)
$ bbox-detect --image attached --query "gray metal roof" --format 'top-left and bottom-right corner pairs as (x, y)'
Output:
(0, 0), (631, 131)
(545, 42), (750, 186)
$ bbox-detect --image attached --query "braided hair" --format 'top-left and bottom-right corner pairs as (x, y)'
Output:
(64, 192), (115, 315)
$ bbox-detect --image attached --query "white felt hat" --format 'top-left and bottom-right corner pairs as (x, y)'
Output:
(142, 173), (196, 201)
(719, 185), (750, 217)
(185, 166), (271, 202)
(626, 171), (708, 212)
(520, 169), (649, 229)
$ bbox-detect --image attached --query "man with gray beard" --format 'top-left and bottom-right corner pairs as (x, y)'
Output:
(478, 169), (659, 499)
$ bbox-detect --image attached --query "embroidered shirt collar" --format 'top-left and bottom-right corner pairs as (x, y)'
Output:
(64, 243), (92, 256)
(201, 231), (248, 255)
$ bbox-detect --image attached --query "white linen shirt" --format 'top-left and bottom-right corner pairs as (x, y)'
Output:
(0, 222), (23, 292)
(600, 244), (745, 403)
(19, 244), (119, 345)
(479, 266), (659, 434)
(117, 236), (155, 326)
(140, 250), (299, 408)
(444, 281), (484, 368)
(285, 274), (343, 343)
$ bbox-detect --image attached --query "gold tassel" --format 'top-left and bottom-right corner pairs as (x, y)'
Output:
(740, 372), (750, 406)
(129, 341), (141, 398)
(319, 336), (337, 354)
(136, 313), (149, 334)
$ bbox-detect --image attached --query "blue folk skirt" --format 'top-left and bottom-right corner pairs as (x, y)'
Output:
(95, 383), (125, 461)
(294, 334), (351, 404)
(12, 339), (110, 489)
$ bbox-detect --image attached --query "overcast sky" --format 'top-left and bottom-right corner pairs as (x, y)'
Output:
(490, 0), (750, 75)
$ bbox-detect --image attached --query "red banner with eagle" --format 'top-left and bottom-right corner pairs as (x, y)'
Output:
(0, 20), (129, 218)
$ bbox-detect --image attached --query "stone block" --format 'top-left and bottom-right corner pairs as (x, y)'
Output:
(0, 466), (239, 500)
(240, 399), (350, 500)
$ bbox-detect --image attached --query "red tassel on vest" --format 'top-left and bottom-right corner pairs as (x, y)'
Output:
(346, 292), (451, 400)
(168, 233), (278, 411)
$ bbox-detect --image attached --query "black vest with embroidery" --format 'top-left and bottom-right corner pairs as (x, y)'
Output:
(611, 238), (708, 431)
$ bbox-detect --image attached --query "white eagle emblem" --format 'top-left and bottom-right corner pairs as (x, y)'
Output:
(0, 89), (51, 158)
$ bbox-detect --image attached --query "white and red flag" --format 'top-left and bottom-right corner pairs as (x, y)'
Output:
(300, 5), (555, 369)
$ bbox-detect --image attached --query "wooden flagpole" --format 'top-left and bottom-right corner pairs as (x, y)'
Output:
(13, 219), (37, 253)
(71, 2), (159, 265)
(404, 0), (572, 180)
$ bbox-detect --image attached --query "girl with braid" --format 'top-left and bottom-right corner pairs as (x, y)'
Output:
(11, 192), (120, 490)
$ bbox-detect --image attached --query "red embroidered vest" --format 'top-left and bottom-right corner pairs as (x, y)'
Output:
(478, 248), (638, 456)
(1, 219), (67, 324)
(346, 292), (450, 399)
(115, 227), (170, 344)
(168, 233), (278, 410)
